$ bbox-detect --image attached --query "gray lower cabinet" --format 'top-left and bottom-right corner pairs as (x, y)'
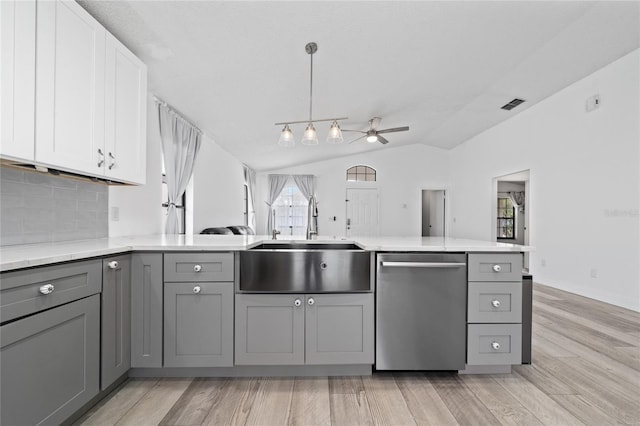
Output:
(235, 293), (374, 365)
(164, 282), (234, 367)
(0, 295), (100, 426)
(131, 253), (163, 368)
(101, 255), (131, 390)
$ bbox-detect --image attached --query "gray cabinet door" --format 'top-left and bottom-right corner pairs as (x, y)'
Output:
(131, 253), (163, 368)
(164, 282), (234, 367)
(235, 294), (304, 365)
(101, 255), (131, 389)
(1, 295), (100, 426)
(305, 293), (374, 365)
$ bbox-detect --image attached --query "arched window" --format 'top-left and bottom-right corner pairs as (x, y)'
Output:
(346, 165), (376, 182)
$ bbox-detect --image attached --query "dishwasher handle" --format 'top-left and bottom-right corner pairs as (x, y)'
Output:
(380, 261), (466, 268)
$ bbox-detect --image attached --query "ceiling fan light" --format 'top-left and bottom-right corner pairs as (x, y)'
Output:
(301, 123), (319, 145)
(278, 124), (295, 147)
(366, 135), (378, 143)
(326, 121), (344, 144)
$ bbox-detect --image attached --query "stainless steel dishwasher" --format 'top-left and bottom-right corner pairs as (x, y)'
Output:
(376, 253), (467, 370)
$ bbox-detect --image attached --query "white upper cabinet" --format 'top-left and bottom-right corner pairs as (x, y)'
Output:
(104, 34), (147, 184)
(35, 0), (106, 176)
(0, 0), (37, 162)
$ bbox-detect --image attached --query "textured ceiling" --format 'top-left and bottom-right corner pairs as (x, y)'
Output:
(79, 1), (639, 171)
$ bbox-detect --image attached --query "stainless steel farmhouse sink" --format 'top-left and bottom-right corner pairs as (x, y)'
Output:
(240, 242), (372, 292)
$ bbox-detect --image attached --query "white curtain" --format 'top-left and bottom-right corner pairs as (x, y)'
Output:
(293, 175), (318, 237)
(509, 191), (525, 213)
(157, 99), (202, 234)
(243, 164), (257, 232)
(266, 174), (289, 235)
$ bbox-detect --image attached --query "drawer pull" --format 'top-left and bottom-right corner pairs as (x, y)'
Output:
(294, 299), (302, 307)
(108, 260), (119, 269)
(193, 264), (202, 272)
(492, 264), (502, 272)
(193, 285), (201, 294)
(307, 297), (315, 306)
(39, 284), (55, 295)
(491, 341), (501, 351)
(491, 299), (501, 308)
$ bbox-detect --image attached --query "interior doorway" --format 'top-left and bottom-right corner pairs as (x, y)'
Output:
(345, 188), (379, 237)
(493, 170), (530, 272)
(421, 189), (446, 237)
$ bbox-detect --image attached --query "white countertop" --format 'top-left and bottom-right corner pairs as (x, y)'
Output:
(0, 234), (531, 272)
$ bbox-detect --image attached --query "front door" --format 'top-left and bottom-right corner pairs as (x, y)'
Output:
(346, 188), (379, 237)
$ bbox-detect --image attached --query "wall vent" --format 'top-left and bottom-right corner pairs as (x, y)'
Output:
(501, 98), (526, 111)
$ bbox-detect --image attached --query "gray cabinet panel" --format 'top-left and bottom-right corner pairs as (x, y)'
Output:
(131, 253), (163, 368)
(305, 293), (374, 365)
(468, 253), (522, 282)
(467, 324), (522, 365)
(164, 252), (234, 282)
(467, 281), (522, 323)
(164, 282), (234, 367)
(1, 295), (100, 426)
(235, 294), (304, 365)
(101, 255), (131, 390)
(0, 258), (102, 322)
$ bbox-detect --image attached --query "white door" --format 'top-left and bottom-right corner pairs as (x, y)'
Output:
(0, 0), (36, 161)
(346, 188), (379, 237)
(104, 33), (147, 184)
(35, 0), (106, 176)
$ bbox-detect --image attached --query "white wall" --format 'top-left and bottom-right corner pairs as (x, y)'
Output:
(255, 144), (450, 237)
(109, 96), (163, 236)
(449, 49), (639, 311)
(191, 136), (246, 233)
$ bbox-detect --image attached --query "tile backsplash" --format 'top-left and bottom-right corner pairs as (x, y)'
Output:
(0, 166), (108, 246)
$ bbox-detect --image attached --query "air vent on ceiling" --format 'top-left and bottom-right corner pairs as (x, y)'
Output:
(501, 98), (526, 111)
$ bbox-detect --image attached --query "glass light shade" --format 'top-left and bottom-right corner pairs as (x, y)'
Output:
(326, 121), (344, 144)
(366, 135), (378, 143)
(277, 125), (295, 147)
(301, 123), (319, 145)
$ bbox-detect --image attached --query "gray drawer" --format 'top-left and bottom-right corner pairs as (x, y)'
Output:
(467, 324), (522, 365)
(468, 253), (522, 282)
(164, 252), (234, 282)
(0, 259), (102, 323)
(468, 281), (522, 323)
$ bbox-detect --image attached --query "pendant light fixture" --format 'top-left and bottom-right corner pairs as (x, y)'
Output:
(276, 42), (347, 147)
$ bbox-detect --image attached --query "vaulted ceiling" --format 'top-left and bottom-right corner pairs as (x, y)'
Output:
(79, 1), (639, 171)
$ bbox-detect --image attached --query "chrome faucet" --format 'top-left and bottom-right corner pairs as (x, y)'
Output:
(272, 229), (280, 240)
(306, 230), (318, 240)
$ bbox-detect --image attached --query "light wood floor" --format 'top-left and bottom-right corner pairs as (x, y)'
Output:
(77, 284), (640, 426)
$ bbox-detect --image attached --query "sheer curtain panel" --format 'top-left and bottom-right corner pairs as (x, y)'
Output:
(292, 175), (318, 238)
(157, 99), (202, 234)
(266, 175), (290, 235)
(243, 164), (257, 232)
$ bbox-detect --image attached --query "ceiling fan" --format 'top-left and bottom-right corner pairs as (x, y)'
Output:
(343, 117), (410, 145)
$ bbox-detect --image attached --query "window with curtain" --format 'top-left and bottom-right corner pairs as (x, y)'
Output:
(273, 182), (308, 236)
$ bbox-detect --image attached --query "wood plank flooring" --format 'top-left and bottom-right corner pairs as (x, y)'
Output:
(76, 283), (640, 426)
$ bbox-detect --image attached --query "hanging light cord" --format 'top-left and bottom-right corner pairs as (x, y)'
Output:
(309, 49), (313, 123)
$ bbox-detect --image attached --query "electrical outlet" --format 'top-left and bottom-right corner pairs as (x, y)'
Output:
(590, 268), (598, 278)
(111, 206), (120, 221)
(540, 258), (546, 267)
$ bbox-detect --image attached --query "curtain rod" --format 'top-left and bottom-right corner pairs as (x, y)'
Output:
(154, 96), (203, 135)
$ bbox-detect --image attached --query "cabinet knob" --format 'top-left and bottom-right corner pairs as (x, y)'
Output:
(193, 264), (202, 272)
(492, 264), (502, 272)
(108, 260), (119, 269)
(491, 341), (501, 351)
(39, 284), (55, 295)
(193, 285), (201, 294)
(320, 262), (328, 270)
(491, 299), (501, 308)
(294, 299), (302, 307)
(307, 298), (315, 306)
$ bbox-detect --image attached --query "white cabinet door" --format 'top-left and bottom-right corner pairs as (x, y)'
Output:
(0, 0), (36, 161)
(35, 0), (106, 176)
(104, 33), (147, 184)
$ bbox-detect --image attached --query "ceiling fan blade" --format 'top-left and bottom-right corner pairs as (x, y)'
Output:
(369, 117), (382, 131)
(341, 129), (366, 133)
(376, 126), (410, 134)
(377, 135), (390, 145)
(348, 135), (366, 144)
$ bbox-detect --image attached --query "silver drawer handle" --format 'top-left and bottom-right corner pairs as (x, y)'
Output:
(492, 264), (502, 272)
(491, 341), (501, 350)
(294, 299), (302, 307)
(193, 285), (201, 294)
(307, 298), (315, 306)
(39, 284), (55, 295)
(491, 299), (501, 308)
(108, 260), (119, 269)
(193, 264), (202, 272)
